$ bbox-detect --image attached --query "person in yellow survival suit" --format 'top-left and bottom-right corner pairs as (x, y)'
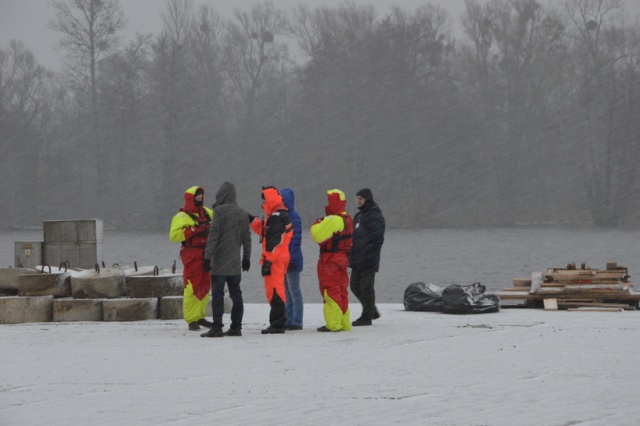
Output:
(310, 189), (354, 332)
(249, 186), (292, 334)
(169, 186), (214, 331)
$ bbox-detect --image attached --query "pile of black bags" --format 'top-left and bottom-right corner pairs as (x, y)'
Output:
(404, 282), (500, 314)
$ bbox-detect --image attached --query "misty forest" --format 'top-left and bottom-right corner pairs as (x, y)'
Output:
(1, 0), (639, 230)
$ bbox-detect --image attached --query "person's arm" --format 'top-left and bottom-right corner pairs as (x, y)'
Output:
(169, 212), (192, 243)
(250, 215), (263, 236)
(310, 215), (344, 244)
(204, 209), (220, 261)
(264, 213), (287, 255)
(242, 215), (252, 267)
(366, 211), (385, 248)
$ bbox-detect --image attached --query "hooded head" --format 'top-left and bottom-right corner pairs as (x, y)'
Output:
(213, 181), (236, 209)
(261, 186), (284, 215)
(183, 186), (204, 213)
(356, 188), (373, 202)
(280, 188), (295, 211)
(325, 189), (346, 216)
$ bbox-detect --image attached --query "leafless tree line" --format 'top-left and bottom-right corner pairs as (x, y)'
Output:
(0, 0), (638, 229)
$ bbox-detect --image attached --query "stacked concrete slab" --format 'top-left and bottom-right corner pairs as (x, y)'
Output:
(0, 266), (228, 324)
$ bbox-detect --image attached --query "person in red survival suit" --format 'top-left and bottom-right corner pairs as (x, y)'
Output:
(249, 186), (293, 334)
(169, 186), (214, 331)
(310, 189), (353, 332)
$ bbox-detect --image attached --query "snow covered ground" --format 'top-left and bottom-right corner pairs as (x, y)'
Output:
(2, 303), (639, 425)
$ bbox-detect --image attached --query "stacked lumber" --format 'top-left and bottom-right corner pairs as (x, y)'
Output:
(493, 261), (640, 311)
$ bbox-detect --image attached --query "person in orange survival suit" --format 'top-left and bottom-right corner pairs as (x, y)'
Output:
(249, 186), (293, 334)
(310, 189), (353, 332)
(169, 186), (214, 331)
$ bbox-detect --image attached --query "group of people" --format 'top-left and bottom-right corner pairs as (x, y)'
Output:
(169, 182), (385, 336)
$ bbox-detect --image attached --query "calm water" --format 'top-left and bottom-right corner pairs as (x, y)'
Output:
(2, 227), (639, 303)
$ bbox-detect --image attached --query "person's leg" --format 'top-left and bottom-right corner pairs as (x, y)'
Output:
(284, 274), (293, 327)
(350, 268), (363, 303)
(336, 255), (351, 331)
(286, 271), (303, 328)
(225, 275), (244, 331)
(352, 271), (376, 326)
(269, 289), (286, 330)
(359, 271), (377, 320)
(210, 275), (225, 328)
(261, 268), (287, 333)
(183, 281), (200, 329)
(318, 255), (346, 331)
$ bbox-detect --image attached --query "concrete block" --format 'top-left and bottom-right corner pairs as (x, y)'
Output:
(0, 267), (37, 294)
(71, 271), (125, 299)
(43, 219), (103, 269)
(17, 272), (72, 297)
(103, 298), (158, 321)
(53, 298), (103, 322)
(158, 296), (182, 319)
(0, 296), (54, 324)
(125, 274), (183, 298)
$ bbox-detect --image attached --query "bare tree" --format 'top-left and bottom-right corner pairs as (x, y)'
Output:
(148, 0), (195, 224)
(225, 1), (286, 121)
(563, 0), (640, 225)
(0, 40), (52, 224)
(48, 0), (125, 215)
(458, 0), (569, 224)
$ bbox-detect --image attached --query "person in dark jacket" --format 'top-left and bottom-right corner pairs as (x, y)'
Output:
(201, 181), (252, 338)
(349, 188), (385, 326)
(280, 188), (304, 330)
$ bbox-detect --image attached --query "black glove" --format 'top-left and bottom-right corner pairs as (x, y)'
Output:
(242, 258), (250, 272)
(261, 260), (272, 277)
(204, 259), (212, 272)
(288, 262), (296, 271)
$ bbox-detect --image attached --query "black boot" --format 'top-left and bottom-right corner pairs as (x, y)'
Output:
(198, 318), (213, 328)
(352, 317), (372, 326)
(261, 326), (285, 334)
(188, 322), (201, 331)
(224, 328), (242, 337)
(200, 327), (223, 338)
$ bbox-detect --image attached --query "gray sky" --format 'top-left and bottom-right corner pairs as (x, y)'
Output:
(0, 0), (639, 71)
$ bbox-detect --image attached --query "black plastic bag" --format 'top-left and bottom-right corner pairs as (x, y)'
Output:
(441, 282), (500, 314)
(403, 282), (445, 312)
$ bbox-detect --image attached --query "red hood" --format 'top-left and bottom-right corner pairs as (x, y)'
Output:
(325, 190), (346, 216)
(261, 187), (284, 215)
(182, 186), (205, 214)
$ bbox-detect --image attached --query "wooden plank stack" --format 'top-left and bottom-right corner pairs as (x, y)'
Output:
(493, 261), (640, 311)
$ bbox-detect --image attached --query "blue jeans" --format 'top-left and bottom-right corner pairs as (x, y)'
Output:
(211, 275), (243, 330)
(285, 271), (303, 327)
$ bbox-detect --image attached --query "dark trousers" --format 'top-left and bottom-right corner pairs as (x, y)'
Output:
(349, 269), (378, 320)
(211, 275), (243, 330)
(269, 289), (286, 330)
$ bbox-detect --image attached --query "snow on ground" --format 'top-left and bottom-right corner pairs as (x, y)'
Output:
(2, 303), (639, 425)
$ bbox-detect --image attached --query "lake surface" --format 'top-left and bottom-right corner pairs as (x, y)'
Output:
(2, 227), (638, 304)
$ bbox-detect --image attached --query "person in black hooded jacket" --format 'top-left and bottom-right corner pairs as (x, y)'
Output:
(349, 188), (385, 326)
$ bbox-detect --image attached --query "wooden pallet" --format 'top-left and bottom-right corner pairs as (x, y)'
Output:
(492, 261), (640, 310)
